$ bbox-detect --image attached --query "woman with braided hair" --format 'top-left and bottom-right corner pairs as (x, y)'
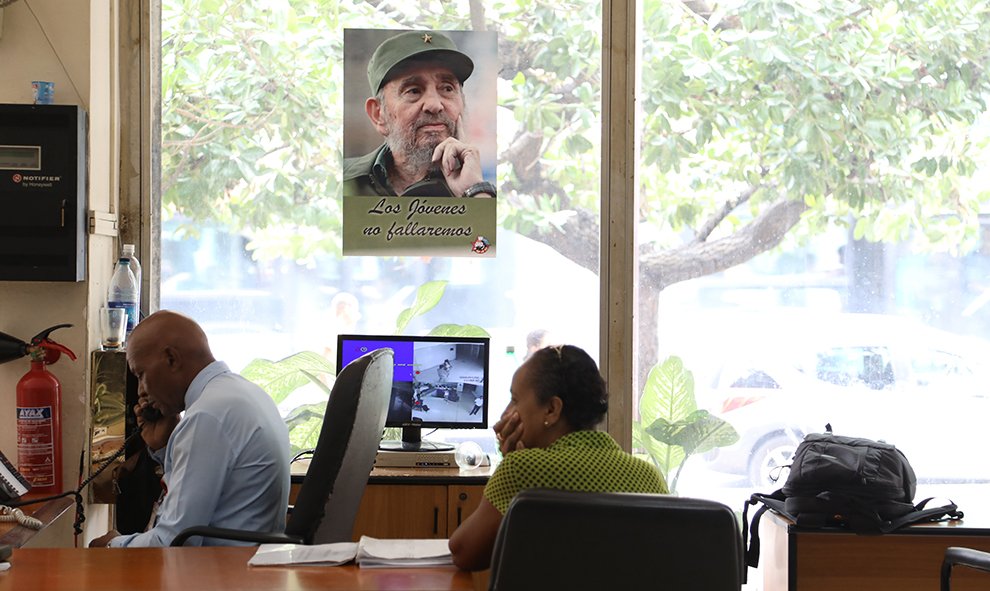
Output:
(448, 344), (668, 570)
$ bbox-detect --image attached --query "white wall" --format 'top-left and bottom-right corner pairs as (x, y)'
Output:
(0, 0), (118, 546)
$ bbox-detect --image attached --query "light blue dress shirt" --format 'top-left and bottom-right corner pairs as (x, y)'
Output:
(110, 361), (290, 547)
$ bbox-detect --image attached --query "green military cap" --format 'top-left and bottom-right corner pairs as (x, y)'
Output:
(367, 31), (474, 95)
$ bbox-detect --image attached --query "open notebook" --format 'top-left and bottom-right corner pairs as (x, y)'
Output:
(248, 536), (452, 568)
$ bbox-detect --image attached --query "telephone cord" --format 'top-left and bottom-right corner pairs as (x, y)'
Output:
(8, 427), (147, 534)
(0, 505), (43, 530)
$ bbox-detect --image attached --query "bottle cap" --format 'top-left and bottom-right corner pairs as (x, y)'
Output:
(122, 244), (136, 255)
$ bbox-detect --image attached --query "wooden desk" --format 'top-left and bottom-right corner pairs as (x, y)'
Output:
(762, 511), (990, 591)
(0, 496), (75, 548)
(0, 547), (474, 590)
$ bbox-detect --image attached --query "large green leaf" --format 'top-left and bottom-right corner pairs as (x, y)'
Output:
(635, 357), (741, 491)
(636, 356), (696, 479)
(645, 409), (739, 455)
(283, 400), (327, 455)
(242, 351), (335, 404)
(395, 280), (448, 334)
(428, 324), (491, 337)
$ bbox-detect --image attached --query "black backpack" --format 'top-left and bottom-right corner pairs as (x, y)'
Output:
(743, 427), (964, 571)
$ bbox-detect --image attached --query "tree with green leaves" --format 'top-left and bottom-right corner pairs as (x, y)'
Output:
(161, 0), (990, 384)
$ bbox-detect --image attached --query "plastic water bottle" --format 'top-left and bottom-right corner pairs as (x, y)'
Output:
(121, 244), (142, 294)
(120, 244), (142, 332)
(108, 258), (139, 335)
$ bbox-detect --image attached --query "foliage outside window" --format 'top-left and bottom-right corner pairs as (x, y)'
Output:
(636, 0), (990, 509)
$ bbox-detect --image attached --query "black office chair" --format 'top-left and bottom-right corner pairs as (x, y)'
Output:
(488, 488), (743, 591)
(170, 347), (393, 546)
(941, 547), (990, 591)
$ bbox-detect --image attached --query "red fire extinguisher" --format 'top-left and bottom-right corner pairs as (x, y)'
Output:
(13, 324), (76, 495)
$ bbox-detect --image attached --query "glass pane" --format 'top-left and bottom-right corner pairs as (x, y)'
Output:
(159, 1), (602, 455)
(635, 0), (990, 545)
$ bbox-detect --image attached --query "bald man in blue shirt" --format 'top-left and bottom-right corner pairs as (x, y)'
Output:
(90, 311), (289, 547)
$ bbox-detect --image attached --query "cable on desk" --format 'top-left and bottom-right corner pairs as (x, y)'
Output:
(291, 449), (315, 464)
(0, 505), (43, 530)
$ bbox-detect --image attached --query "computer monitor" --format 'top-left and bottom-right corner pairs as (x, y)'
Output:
(336, 334), (490, 452)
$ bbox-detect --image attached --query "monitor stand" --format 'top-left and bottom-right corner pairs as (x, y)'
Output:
(379, 425), (454, 452)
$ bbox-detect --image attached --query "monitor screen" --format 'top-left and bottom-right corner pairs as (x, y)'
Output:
(336, 334), (490, 451)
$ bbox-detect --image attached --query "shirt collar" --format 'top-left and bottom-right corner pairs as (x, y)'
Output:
(371, 145), (398, 194)
(371, 145), (452, 197)
(184, 360), (231, 409)
(547, 430), (617, 451)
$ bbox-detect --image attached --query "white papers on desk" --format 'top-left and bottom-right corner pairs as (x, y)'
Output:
(247, 537), (453, 568)
(248, 542), (358, 566)
(355, 536), (453, 568)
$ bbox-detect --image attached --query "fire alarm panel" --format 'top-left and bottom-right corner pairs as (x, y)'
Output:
(0, 104), (87, 281)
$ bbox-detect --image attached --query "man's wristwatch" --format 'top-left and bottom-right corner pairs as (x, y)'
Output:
(461, 181), (497, 198)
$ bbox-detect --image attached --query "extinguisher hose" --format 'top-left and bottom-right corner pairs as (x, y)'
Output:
(6, 427), (148, 535)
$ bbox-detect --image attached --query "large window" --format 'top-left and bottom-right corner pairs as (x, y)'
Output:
(156, 1), (603, 453)
(634, 0), (990, 517)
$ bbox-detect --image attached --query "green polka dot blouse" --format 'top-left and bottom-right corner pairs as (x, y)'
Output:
(484, 430), (669, 514)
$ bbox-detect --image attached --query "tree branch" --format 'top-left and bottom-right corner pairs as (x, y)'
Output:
(694, 183), (763, 243)
(641, 197), (809, 290)
(468, 0), (486, 31)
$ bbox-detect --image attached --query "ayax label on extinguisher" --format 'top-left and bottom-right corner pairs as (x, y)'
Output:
(17, 406), (56, 487)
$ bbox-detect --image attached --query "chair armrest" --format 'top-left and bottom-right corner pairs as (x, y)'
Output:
(941, 547), (990, 591)
(170, 526), (304, 547)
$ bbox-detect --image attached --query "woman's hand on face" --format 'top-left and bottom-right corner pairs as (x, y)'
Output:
(494, 410), (525, 456)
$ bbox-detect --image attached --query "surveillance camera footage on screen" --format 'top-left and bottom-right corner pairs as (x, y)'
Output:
(337, 334), (491, 451)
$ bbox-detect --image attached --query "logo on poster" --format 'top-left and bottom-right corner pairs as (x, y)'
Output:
(471, 236), (490, 254)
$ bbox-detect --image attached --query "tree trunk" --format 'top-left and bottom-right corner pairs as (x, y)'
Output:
(637, 287), (660, 405)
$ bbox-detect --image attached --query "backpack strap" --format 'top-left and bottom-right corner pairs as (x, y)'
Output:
(883, 497), (964, 533)
(815, 491), (887, 533)
(743, 490), (787, 573)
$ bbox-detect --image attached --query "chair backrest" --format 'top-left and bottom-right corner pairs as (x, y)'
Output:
(941, 546), (990, 591)
(488, 488), (743, 591)
(284, 347), (393, 544)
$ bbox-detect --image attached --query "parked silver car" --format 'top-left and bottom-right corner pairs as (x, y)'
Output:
(694, 312), (990, 487)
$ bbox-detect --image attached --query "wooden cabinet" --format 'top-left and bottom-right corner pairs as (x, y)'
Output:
(446, 484), (485, 536)
(762, 511), (990, 591)
(290, 464), (492, 541)
(350, 482), (485, 540)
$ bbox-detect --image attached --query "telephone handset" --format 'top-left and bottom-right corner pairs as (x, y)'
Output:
(140, 406), (163, 422)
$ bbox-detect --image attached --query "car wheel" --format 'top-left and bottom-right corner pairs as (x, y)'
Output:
(748, 435), (798, 488)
